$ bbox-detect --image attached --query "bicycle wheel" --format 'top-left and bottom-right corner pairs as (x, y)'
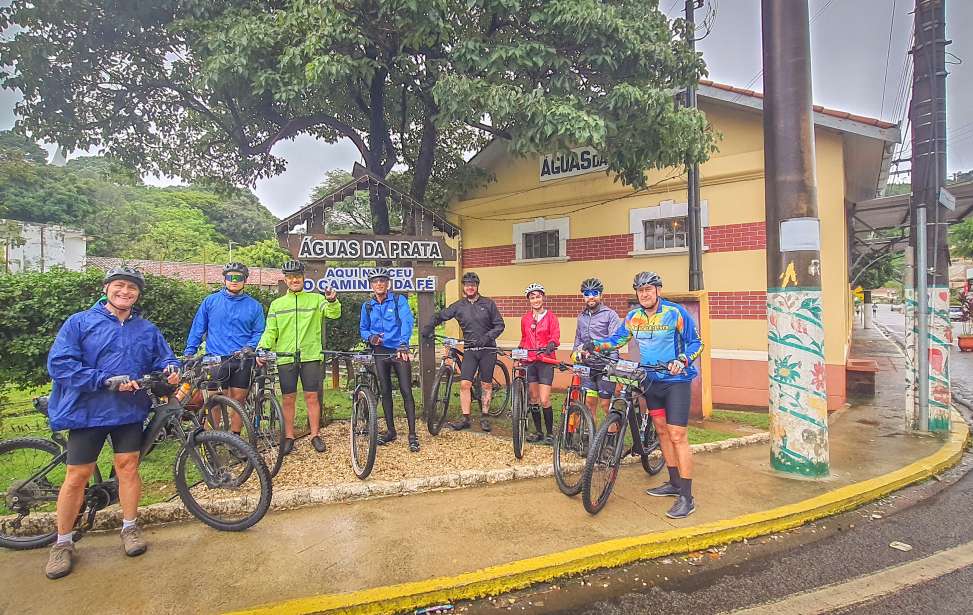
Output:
(202, 395), (255, 484)
(252, 393), (285, 477)
(0, 438), (65, 550)
(640, 423), (665, 475)
(510, 377), (528, 459)
(554, 402), (595, 496)
(174, 430), (272, 532)
(350, 387), (378, 480)
(427, 366), (454, 436)
(581, 412), (626, 515)
(483, 360), (511, 416)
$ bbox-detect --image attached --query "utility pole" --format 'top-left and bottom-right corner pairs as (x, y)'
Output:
(762, 0), (829, 477)
(686, 0), (704, 291)
(907, 0), (950, 433)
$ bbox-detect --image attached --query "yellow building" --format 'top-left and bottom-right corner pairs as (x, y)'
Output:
(448, 81), (899, 418)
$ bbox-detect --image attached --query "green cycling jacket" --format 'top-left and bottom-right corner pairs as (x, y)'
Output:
(258, 290), (341, 365)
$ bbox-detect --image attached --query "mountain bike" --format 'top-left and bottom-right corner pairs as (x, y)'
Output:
(580, 356), (669, 515)
(507, 347), (559, 460)
(552, 362), (598, 496)
(325, 350), (387, 480)
(0, 372), (273, 550)
(187, 351), (286, 478)
(426, 336), (511, 435)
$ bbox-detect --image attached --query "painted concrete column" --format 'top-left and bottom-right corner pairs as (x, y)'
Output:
(761, 0), (829, 477)
(863, 290), (873, 330)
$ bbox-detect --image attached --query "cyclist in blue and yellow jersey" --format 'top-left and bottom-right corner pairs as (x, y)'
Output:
(183, 262), (266, 434)
(257, 260), (340, 455)
(584, 271), (703, 519)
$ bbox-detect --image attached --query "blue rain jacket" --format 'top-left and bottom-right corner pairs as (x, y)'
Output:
(183, 288), (266, 356)
(47, 301), (179, 431)
(360, 293), (414, 350)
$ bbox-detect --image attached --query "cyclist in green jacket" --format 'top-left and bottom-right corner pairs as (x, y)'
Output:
(257, 260), (341, 455)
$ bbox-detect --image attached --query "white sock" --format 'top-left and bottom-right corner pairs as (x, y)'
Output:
(122, 518), (137, 530)
(56, 533), (73, 545)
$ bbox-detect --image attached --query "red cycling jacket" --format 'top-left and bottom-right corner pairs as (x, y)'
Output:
(519, 310), (561, 364)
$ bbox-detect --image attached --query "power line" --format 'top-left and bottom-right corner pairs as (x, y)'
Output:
(879, 0), (897, 118)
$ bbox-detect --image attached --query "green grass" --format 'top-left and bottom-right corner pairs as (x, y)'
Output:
(710, 409), (770, 430)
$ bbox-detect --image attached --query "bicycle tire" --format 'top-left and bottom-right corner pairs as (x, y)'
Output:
(350, 387), (379, 480)
(253, 393), (285, 477)
(0, 437), (64, 550)
(640, 425), (665, 475)
(483, 360), (511, 416)
(581, 412), (626, 515)
(427, 366), (454, 436)
(553, 402), (595, 496)
(173, 430), (272, 532)
(202, 395), (256, 485)
(510, 377), (528, 459)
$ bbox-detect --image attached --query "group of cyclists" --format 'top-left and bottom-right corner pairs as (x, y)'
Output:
(40, 257), (702, 580)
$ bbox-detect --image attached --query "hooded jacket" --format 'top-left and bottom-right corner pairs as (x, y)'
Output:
(519, 310), (560, 363)
(184, 288), (266, 357)
(257, 290), (341, 365)
(360, 292), (414, 350)
(47, 301), (179, 431)
(572, 303), (622, 356)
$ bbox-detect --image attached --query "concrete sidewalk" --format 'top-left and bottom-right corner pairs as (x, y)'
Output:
(0, 327), (965, 615)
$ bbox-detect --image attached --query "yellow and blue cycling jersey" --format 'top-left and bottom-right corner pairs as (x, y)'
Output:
(592, 299), (703, 383)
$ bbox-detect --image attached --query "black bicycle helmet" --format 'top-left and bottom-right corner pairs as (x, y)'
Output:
(461, 271), (480, 285)
(368, 267), (391, 282)
(580, 277), (604, 293)
(281, 259), (305, 274)
(104, 266), (145, 291)
(222, 262), (249, 278)
(632, 271), (663, 289)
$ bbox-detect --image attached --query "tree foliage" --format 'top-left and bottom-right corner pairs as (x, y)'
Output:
(1, 0), (716, 233)
(231, 239), (291, 268)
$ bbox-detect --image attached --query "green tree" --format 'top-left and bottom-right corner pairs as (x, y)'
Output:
(123, 206), (228, 263)
(0, 129), (47, 163)
(64, 155), (141, 186)
(0, 156), (95, 224)
(232, 239), (291, 268)
(2, 0), (715, 233)
(951, 218), (973, 259)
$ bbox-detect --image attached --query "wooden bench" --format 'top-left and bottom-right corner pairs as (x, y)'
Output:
(846, 358), (880, 397)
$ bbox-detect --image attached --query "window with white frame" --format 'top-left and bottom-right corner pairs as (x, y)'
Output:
(512, 217), (569, 262)
(629, 201), (708, 254)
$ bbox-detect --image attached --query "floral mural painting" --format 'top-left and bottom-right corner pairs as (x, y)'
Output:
(767, 288), (829, 477)
(904, 287), (951, 434)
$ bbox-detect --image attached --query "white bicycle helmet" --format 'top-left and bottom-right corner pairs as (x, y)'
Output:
(524, 283), (545, 296)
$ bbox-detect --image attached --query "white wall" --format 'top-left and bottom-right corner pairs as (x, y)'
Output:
(3, 220), (87, 273)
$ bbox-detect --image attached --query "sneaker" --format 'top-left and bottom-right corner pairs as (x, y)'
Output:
(377, 431), (397, 445)
(480, 416), (492, 432)
(542, 433), (555, 446)
(526, 432), (543, 443)
(408, 434), (420, 453)
(666, 495), (697, 519)
(281, 438), (295, 456)
(310, 435), (326, 453)
(121, 525), (147, 557)
(45, 542), (74, 579)
(646, 482), (681, 498)
(448, 417), (471, 431)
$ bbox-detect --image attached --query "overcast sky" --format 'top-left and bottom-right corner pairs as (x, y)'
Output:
(0, 0), (969, 218)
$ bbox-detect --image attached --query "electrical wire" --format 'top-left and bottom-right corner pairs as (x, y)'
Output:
(879, 0), (898, 119)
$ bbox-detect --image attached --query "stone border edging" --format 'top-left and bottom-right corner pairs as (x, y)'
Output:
(225, 414), (969, 615)
(93, 432), (770, 531)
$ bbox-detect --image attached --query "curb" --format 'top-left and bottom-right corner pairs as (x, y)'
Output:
(87, 432), (770, 531)
(226, 417), (969, 615)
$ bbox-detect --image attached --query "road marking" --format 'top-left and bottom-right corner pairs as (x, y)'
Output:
(724, 540), (973, 614)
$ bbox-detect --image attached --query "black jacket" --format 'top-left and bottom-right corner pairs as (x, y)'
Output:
(422, 295), (505, 346)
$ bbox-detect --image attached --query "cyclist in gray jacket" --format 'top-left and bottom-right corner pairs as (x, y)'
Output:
(572, 278), (622, 417)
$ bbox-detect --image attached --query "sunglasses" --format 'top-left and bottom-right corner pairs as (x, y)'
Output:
(582, 290), (601, 297)
(225, 274), (246, 283)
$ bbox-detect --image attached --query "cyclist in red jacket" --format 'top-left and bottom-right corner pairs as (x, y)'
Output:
(519, 283), (560, 445)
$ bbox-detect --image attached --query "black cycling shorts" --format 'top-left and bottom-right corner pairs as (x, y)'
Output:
(582, 372), (616, 400)
(67, 422), (143, 465)
(212, 357), (254, 390)
(459, 348), (498, 383)
(641, 380), (693, 427)
(278, 360), (324, 395)
(526, 361), (555, 386)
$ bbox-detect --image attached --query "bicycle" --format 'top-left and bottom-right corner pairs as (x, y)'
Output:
(186, 351), (286, 478)
(580, 356), (668, 515)
(426, 336), (511, 435)
(0, 371), (273, 550)
(507, 347), (559, 460)
(324, 350), (385, 480)
(552, 361), (598, 496)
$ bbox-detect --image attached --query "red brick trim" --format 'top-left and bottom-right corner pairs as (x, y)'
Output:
(492, 293), (635, 318)
(703, 222), (766, 253)
(462, 244), (515, 269)
(709, 291), (767, 320)
(566, 234), (632, 261)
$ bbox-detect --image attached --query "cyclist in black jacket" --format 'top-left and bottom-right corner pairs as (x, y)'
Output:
(421, 271), (505, 432)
